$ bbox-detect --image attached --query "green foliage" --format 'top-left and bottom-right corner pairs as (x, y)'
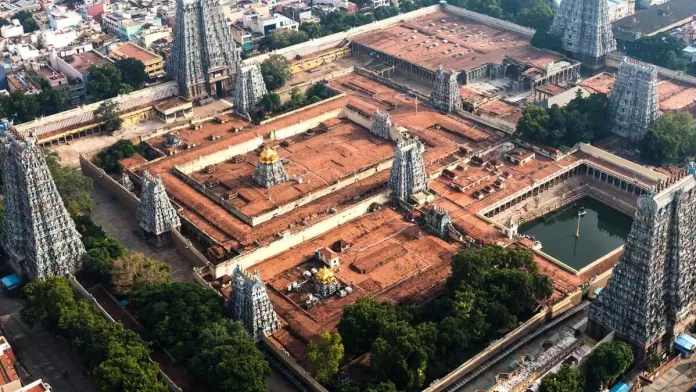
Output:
(644, 349), (661, 374)
(89, 64), (123, 100)
(21, 276), (166, 392)
(93, 140), (144, 174)
(260, 54), (292, 91)
(187, 319), (270, 392)
(258, 29), (309, 51)
(640, 112), (696, 166)
(338, 296), (400, 354)
(261, 92), (282, 113)
(625, 33), (688, 72)
(299, 22), (325, 38)
(115, 58), (150, 89)
(44, 150), (93, 215)
(371, 321), (436, 390)
(516, 93), (611, 149)
(110, 252), (172, 296)
(13, 11), (38, 33)
(133, 282), (225, 360)
(373, 6), (399, 20)
(307, 332), (344, 384)
(258, 81), (338, 118)
(539, 365), (584, 392)
(73, 215), (107, 244)
(93, 100), (124, 134)
(514, 0), (555, 31)
(583, 341), (634, 392)
(531, 30), (563, 52)
(320, 11), (374, 35)
(365, 382), (400, 392)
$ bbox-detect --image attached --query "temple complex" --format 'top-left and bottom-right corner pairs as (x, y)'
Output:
(1, 135), (85, 280)
(137, 171), (181, 246)
(168, 0), (240, 101)
(549, 0), (616, 70)
(252, 146), (288, 189)
(389, 136), (428, 201)
(230, 266), (281, 341)
(609, 58), (659, 141)
(370, 110), (392, 140)
(589, 167), (696, 355)
(234, 64), (268, 116)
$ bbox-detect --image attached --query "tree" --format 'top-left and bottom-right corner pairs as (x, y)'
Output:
(400, 0), (417, 12)
(531, 30), (563, 52)
(110, 252), (172, 296)
(514, 0), (555, 31)
(539, 365), (583, 392)
(299, 22), (325, 39)
(625, 33), (687, 72)
(365, 382), (400, 392)
(133, 282), (225, 359)
(9, 91), (40, 122)
(373, 6), (399, 21)
(307, 332), (344, 384)
(261, 93), (281, 113)
(115, 59), (149, 89)
(289, 87), (305, 109)
(13, 11), (38, 33)
(44, 150), (94, 215)
(94, 354), (166, 392)
(258, 29), (309, 51)
(187, 319), (270, 392)
(370, 321), (435, 391)
(641, 112), (696, 166)
(260, 55), (292, 91)
(73, 215), (107, 244)
(338, 296), (400, 354)
(89, 64), (123, 100)
(93, 100), (123, 134)
(583, 341), (634, 392)
(21, 276), (77, 330)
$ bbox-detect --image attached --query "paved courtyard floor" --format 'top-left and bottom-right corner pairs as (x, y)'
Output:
(0, 292), (96, 391)
(641, 356), (696, 392)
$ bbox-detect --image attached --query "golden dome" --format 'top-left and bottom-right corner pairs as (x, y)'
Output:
(315, 267), (335, 284)
(259, 146), (279, 164)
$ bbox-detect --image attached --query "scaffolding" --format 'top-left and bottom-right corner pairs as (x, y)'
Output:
(549, 0), (616, 62)
(430, 65), (462, 113)
(389, 136), (427, 201)
(589, 169), (696, 351)
(1, 134), (85, 280)
(137, 171), (181, 238)
(370, 110), (392, 139)
(234, 63), (268, 115)
(609, 58), (659, 141)
(252, 146), (287, 189)
(230, 266), (281, 342)
(168, 0), (240, 100)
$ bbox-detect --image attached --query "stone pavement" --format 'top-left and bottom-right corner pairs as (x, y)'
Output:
(89, 186), (194, 282)
(0, 293), (96, 392)
(641, 356), (696, 392)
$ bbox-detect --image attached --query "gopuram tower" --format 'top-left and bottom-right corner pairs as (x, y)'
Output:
(589, 167), (696, 356)
(1, 135), (85, 280)
(253, 146), (287, 189)
(234, 63), (268, 116)
(137, 171), (181, 246)
(609, 58), (659, 141)
(230, 266), (281, 341)
(389, 137), (427, 201)
(169, 0), (240, 101)
(548, 0), (616, 70)
(430, 66), (462, 113)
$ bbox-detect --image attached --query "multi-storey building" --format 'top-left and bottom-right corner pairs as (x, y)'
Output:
(109, 42), (165, 79)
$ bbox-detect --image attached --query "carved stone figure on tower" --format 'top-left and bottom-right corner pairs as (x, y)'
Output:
(1, 134), (85, 280)
(137, 171), (181, 246)
(168, 0), (241, 101)
(609, 58), (659, 141)
(389, 136), (427, 201)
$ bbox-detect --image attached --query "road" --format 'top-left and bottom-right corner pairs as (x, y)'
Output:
(0, 291), (96, 391)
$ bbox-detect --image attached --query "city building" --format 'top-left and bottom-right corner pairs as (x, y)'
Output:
(431, 65), (462, 113)
(589, 167), (696, 356)
(168, 0), (240, 101)
(46, 5), (83, 30)
(234, 63), (267, 116)
(49, 49), (114, 103)
(0, 0), (41, 19)
(0, 19), (23, 38)
(278, 4), (318, 23)
(39, 29), (79, 49)
(102, 10), (163, 41)
(252, 145), (288, 188)
(612, 0), (696, 42)
(245, 12), (299, 36)
(0, 135), (85, 280)
(609, 58), (659, 141)
(389, 136), (428, 201)
(7, 71), (42, 94)
(109, 42), (165, 79)
(137, 171), (181, 246)
(230, 266), (281, 342)
(134, 24), (172, 49)
(230, 24), (253, 52)
(549, 0), (617, 70)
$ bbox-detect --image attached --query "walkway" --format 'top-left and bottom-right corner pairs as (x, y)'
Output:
(0, 292), (95, 391)
(641, 355), (696, 392)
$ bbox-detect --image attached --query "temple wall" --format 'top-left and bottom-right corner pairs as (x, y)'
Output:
(442, 4), (536, 36)
(579, 143), (667, 183)
(170, 227), (211, 268)
(174, 136), (264, 174)
(606, 53), (696, 86)
(211, 191), (389, 278)
(268, 105), (344, 141)
(79, 155), (140, 212)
